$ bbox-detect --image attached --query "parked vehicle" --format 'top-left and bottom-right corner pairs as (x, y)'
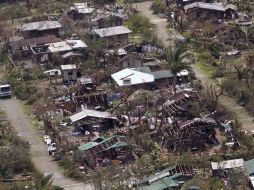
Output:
(0, 84), (12, 98)
(47, 143), (57, 155)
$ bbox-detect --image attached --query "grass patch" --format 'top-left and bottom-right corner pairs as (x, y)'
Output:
(196, 62), (216, 78)
(19, 101), (33, 115)
(32, 118), (44, 130)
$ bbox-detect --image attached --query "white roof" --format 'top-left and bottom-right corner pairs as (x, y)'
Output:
(70, 109), (116, 123)
(66, 40), (88, 49)
(60, 64), (77, 70)
(73, 3), (94, 14)
(43, 69), (61, 76)
(184, 2), (237, 12)
(111, 68), (155, 87)
(48, 41), (72, 52)
(211, 159), (244, 170)
(47, 40), (87, 53)
(0, 84), (10, 88)
(94, 26), (132, 38)
(21, 21), (62, 31)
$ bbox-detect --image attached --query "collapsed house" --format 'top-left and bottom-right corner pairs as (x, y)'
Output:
(78, 135), (133, 167)
(20, 21), (62, 38)
(150, 90), (219, 151)
(70, 109), (118, 133)
(157, 118), (218, 151)
(93, 26), (132, 47)
(184, 2), (238, 20)
(136, 165), (196, 190)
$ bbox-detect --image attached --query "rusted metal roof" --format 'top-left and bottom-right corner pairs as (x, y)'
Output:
(10, 35), (59, 50)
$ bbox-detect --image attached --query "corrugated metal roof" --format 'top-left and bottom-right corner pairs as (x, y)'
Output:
(10, 35), (59, 49)
(244, 159), (254, 175)
(47, 40), (87, 53)
(152, 70), (174, 80)
(94, 26), (132, 37)
(184, 2), (237, 12)
(21, 21), (62, 31)
(70, 109), (117, 123)
(211, 159), (244, 170)
(111, 68), (154, 87)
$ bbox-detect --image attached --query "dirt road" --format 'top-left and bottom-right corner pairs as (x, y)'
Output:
(133, 1), (184, 48)
(0, 98), (94, 190)
(133, 1), (254, 131)
(192, 64), (254, 131)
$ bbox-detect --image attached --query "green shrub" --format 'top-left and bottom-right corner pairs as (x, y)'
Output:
(211, 68), (225, 79)
(14, 83), (37, 101)
(25, 95), (37, 105)
(236, 90), (250, 106)
(151, 0), (165, 14)
(198, 51), (212, 60)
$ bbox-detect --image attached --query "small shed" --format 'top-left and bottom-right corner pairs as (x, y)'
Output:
(60, 64), (80, 82)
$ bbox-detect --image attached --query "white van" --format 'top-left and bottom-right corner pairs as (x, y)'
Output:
(0, 84), (12, 98)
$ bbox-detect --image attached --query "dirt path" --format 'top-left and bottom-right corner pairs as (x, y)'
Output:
(0, 98), (95, 190)
(192, 64), (254, 131)
(133, 1), (184, 49)
(133, 1), (254, 132)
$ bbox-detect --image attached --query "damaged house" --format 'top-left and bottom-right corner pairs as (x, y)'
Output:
(70, 109), (118, 134)
(20, 21), (62, 38)
(78, 135), (133, 167)
(68, 3), (95, 21)
(93, 26), (132, 47)
(111, 67), (174, 90)
(9, 35), (59, 58)
(31, 39), (87, 63)
(184, 2), (237, 20)
(60, 64), (81, 82)
(136, 165), (196, 190)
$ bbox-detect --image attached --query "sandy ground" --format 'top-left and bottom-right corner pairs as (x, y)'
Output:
(0, 98), (95, 190)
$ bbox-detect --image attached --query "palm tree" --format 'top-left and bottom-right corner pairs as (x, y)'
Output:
(164, 44), (192, 74)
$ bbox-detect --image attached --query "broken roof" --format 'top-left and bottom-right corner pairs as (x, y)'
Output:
(21, 21), (62, 31)
(70, 109), (117, 123)
(47, 40), (87, 53)
(78, 135), (129, 156)
(72, 3), (94, 14)
(184, 2), (237, 12)
(94, 26), (132, 37)
(211, 159), (244, 170)
(111, 68), (155, 87)
(10, 35), (59, 50)
(140, 176), (179, 190)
